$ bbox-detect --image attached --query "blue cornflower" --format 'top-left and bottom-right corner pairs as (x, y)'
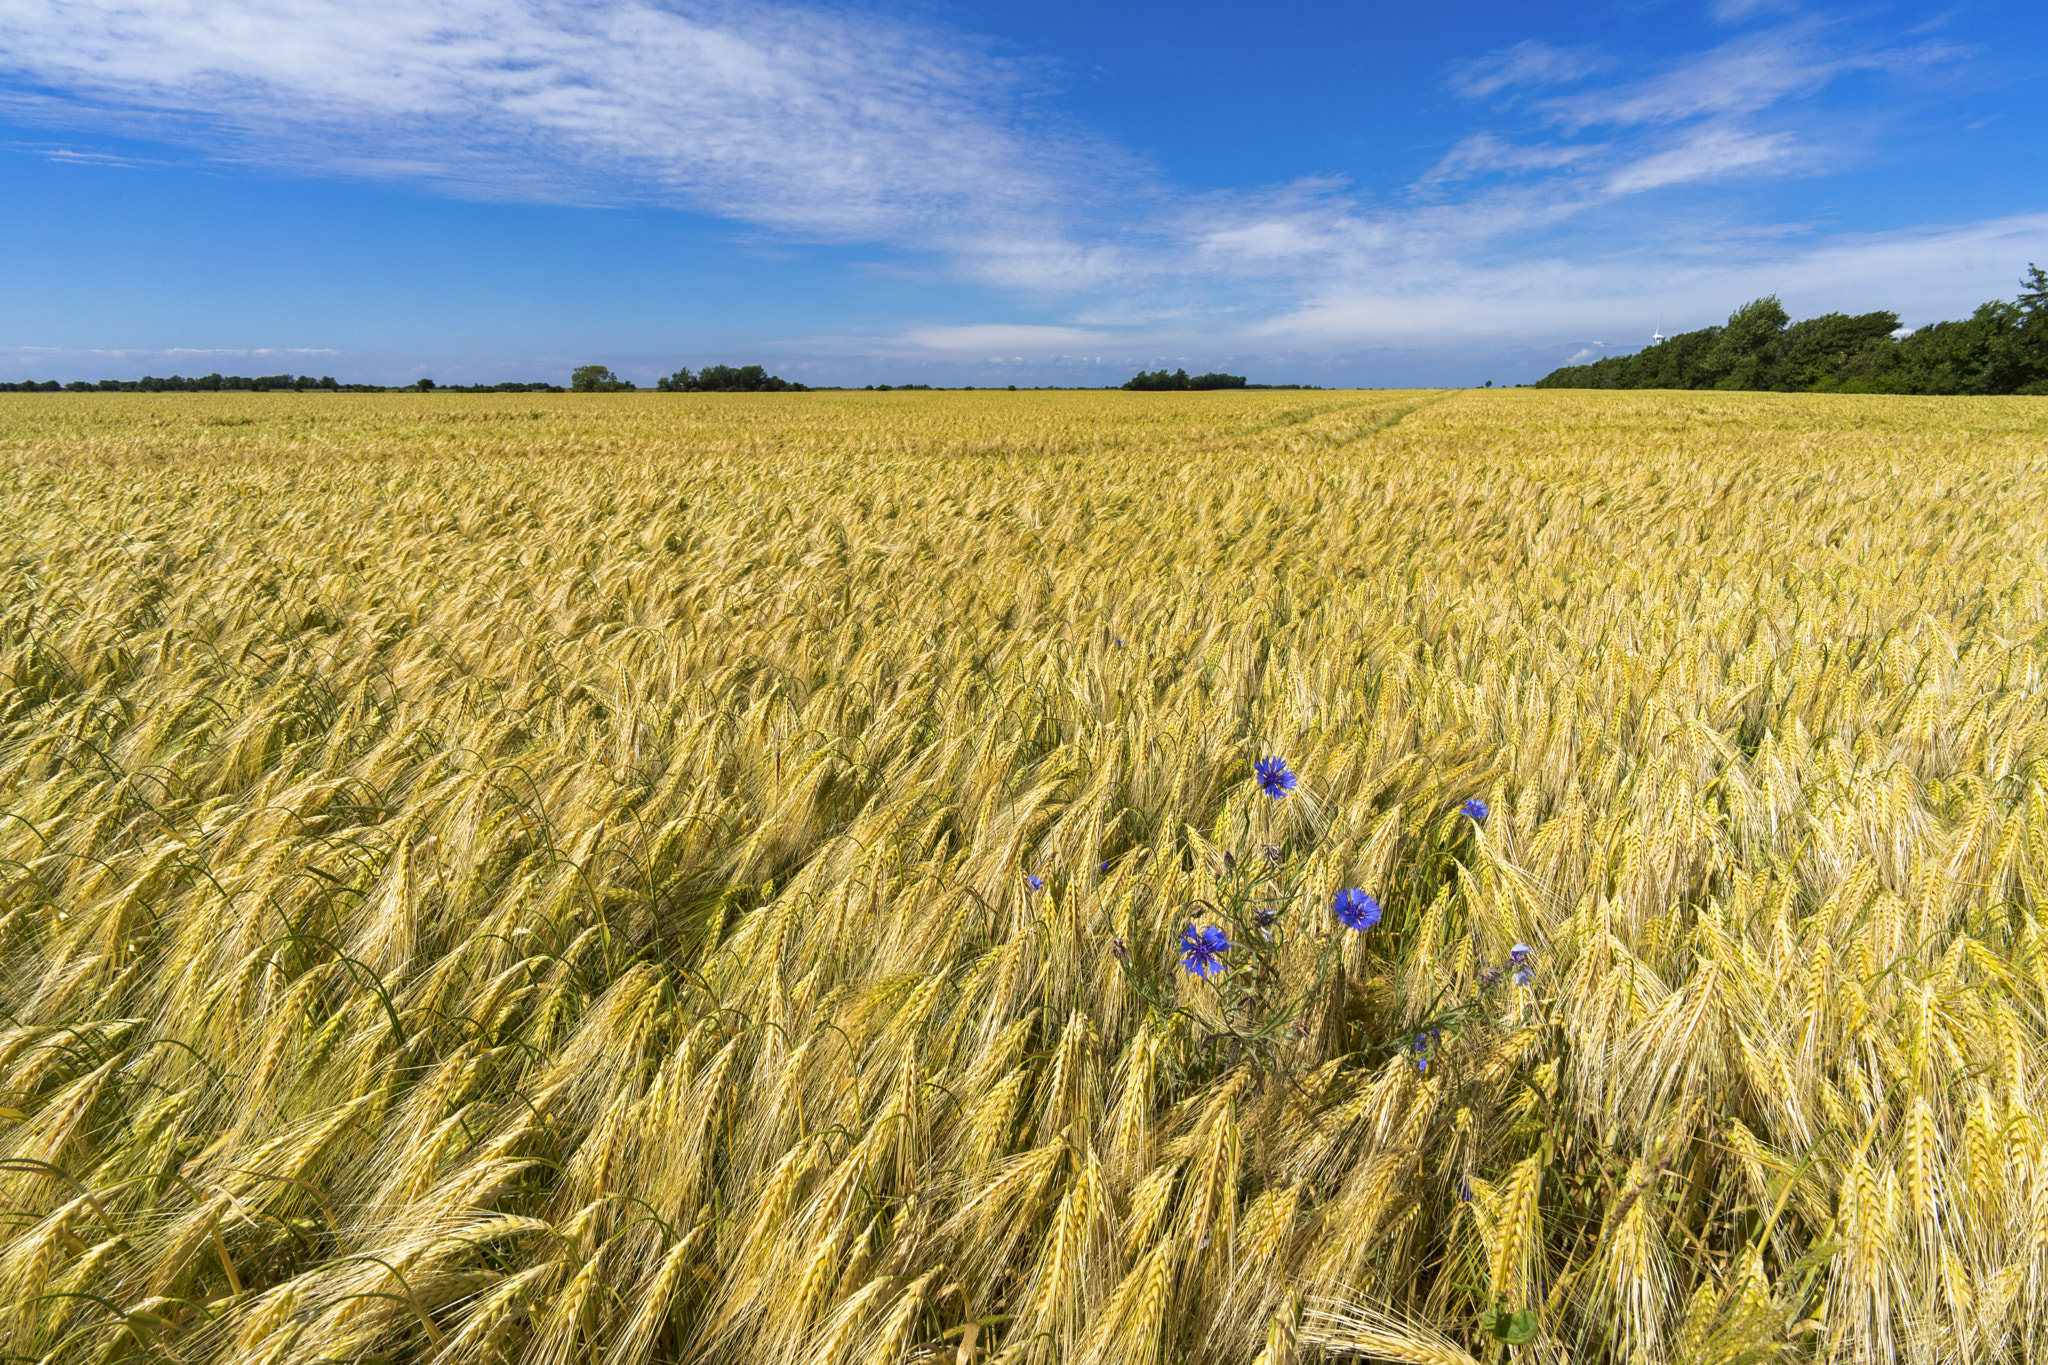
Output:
(1255, 757), (1297, 800)
(1513, 966), (1536, 988)
(1027, 874), (1043, 891)
(1332, 888), (1382, 932)
(1179, 923), (1230, 979)
(1461, 797), (1489, 822)
(1458, 1177), (1475, 1203)
(1412, 1030), (1439, 1073)
(1509, 942), (1532, 965)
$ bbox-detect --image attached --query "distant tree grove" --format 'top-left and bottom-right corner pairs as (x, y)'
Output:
(1535, 264), (2048, 395)
(655, 364), (806, 392)
(1122, 368), (1248, 390)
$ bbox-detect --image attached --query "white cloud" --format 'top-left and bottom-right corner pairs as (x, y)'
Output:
(2, 345), (343, 360)
(1535, 24), (1937, 133)
(1366, 19), (1978, 258)
(1225, 211), (2048, 353)
(0, 0), (1128, 280)
(0, 345), (345, 377)
(1, 140), (175, 168)
(1448, 40), (1608, 99)
(1419, 133), (1602, 187)
(1603, 124), (1798, 192)
(901, 324), (1114, 352)
(1712, 0), (1799, 22)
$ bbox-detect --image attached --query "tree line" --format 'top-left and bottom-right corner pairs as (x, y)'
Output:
(0, 374), (562, 393)
(1, 362), (1333, 394)
(0, 361), (818, 394)
(1534, 265), (2048, 395)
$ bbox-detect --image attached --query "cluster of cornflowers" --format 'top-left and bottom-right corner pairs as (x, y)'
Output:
(1028, 757), (1528, 1081)
(1175, 758), (1493, 979)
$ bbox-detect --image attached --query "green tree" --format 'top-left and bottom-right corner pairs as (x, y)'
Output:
(571, 365), (634, 392)
(2016, 264), (2048, 394)
(2018, 263), (2048, 324)
(1773, 310), (1899, 391)
(1698, 296), (1791, 389)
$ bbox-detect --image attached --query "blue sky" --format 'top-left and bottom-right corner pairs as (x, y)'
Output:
(2, 0), (2043, 387)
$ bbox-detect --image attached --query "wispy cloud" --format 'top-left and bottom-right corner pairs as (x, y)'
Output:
(1536, 24), (1942, 132)
(1408, 22), (1962, 229)
(1448, 41), (1608, 100)
(0, 345), (346, 378)
(1419, 133), (1601, 187)
(0, 137), (193, 168)
(900, 324), (1116, 353)
(1224, 211), (2048, 352)
(1603, 123), (1799, 192)
(2, 346), (344, 359)
(1403, 23), (1958, 222)
(1711, 0), (1799, 24)
(0, 0), (1133, 277)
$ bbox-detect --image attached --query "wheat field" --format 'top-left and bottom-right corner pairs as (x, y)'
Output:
(3, 388), (2047, 1364)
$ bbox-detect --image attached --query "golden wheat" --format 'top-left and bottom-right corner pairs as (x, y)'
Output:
(2, 388), (2047, 1362)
